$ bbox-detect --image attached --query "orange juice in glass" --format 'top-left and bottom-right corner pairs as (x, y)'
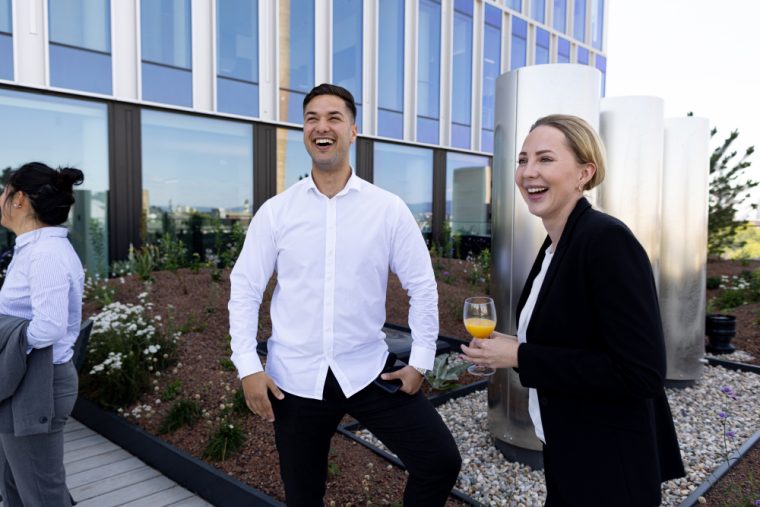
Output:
(463, 296), (497, 376)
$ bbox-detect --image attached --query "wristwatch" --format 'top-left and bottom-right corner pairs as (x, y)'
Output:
(412, 366), (428, 377)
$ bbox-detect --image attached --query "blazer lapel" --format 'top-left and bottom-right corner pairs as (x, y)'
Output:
(526, 198), (592, 331)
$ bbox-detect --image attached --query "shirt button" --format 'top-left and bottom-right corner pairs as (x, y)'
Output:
(39, 416), (48, 424)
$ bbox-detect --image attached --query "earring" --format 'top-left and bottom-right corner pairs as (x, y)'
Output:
(13, 204), (20, 208)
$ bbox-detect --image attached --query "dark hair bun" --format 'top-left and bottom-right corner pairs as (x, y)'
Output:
(5, 162), (85, 226)
(55, 167), (85, 193)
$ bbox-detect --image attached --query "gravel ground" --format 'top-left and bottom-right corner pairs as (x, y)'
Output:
(355, 365), (760, 507)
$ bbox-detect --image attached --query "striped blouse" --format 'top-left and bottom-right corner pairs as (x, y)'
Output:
(0, 227), (84, 364)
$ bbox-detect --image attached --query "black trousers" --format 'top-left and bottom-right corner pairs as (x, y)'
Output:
(271, 369), (461, 506)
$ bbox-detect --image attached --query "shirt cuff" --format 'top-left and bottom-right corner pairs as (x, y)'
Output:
(408, 343), (436, 371)
(232, 351), (265, 379)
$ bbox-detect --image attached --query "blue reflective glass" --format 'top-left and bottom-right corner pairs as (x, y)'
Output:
(535, 28), (550, 64)
(573, 0), (586, 42)
(418, 0), (440, 129)
(0, 0), (10, 33)
(484, 4), (501, 27)
(142, 109), (254, 246)
(481, 129), (494, 153)
(333, 0), (362, 130)
(454, 0), (473, 16)
(511, 18), (527, 69)
(217, 77), (259, 117)
(504, 0), (522, 12)
(530, 0), (545, 23)
(142, 62), (192, 107)
(0, 89), (109, 273)
(378, 109), (403, 139)
(595, 54), (606, 95)
(141, 0), (192, 68)
(378, 0), (404, 115)
(481, 10), (501, 144)
(417, 117), (439, 145)
(591, 0), (604, 50)
(577, 45), (589, 64)
(217, 0), (258, 82)
(276, 128), (355, 192)
(452, 3), (472, 149)
(557, 37), (570, 63)
(49, 0), (110, 52)
(374, 142), (433, 232)
(281, 89), (307, 124)
(280, 0), (314, 123)
(552, 0), (567, 32)
(0, 34), (11, 80)
(50, 44), (112, 94)
(451, 124), (471, 150)
(446, 152), (491, 236)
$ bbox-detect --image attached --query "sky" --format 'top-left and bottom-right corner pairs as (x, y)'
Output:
(605, 0), (760, 218)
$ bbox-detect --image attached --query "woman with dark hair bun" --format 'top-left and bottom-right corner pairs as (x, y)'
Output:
(0, 162), (85, 506)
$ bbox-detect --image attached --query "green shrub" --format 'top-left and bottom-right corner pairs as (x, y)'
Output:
(155, 232), (188, 271)
(162, 379), (182, 401)
(232, 388), (249, 416)
(203, 422), (246, 461)
(81, 293), (180, 409)
(714, 289), (746, 310)
(706, 276), (721, 290)
(159, 399), (202, 434)
(129, 244), (159, 282)
(219, 358), (235, 371)
(425, 353), (470, 391)
(83, 274), (115, 306)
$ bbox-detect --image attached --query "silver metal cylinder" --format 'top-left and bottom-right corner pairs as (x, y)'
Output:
(660, 117), (710, 384)
(598, 96), (664, 288)
(491, 64), (601, 465)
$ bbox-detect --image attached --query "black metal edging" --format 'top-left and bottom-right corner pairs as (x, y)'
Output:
(335, 427), (483, 506)
(678, 426), (760, 507)
(72, 397), (284, 507)
(706, 356), (760, 375)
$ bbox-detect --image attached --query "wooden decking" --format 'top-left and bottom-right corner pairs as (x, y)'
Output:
(1, 419), (212, 507)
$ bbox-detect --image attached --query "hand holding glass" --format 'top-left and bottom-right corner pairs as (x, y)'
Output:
(463, 296), (497, 376)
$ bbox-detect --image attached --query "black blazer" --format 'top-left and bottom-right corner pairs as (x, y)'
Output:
(516, 198), (684, 506)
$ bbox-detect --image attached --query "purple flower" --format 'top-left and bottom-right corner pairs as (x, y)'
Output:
(718, 411), (727, 419)
(721, 386), (734, 396)
(725, 430), (737, 439)
(443, 271), (449, 276)
(755, 500), (760, 507)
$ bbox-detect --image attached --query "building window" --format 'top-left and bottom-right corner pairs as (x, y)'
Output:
(510, 17), (527, 70)
(595, 54), (606, 95)
(451, 0), (473, 149)
(481, 4), (501, 153)
(373, 142), (433, 233)
(141, 110), (253, 255)
(504, 0), (522, 13)
(332, 0), (362, 131)
(557, 37), (570, 63)
(530, 0), (545, 24)
(217, 0), (259, 117)
(576, 45), (588, 64)
(48, 0), (112, 94)
(446, 152), (491, 238)
(141, 0), (192, 107)
(552, 0), (567, 33)
(535, 28), (550, 65)
(417, 0), (441, 145)
(279, 0), (314, 124)
(276, 128), (356, 193)
(0, 89), (109, 274)
(0, 0), (12, 80)
(573, 0), (586, 43)
(378, 0), (404, 139)
(590, 0), (604, 50)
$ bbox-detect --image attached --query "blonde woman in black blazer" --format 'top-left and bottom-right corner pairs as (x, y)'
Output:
(461, 115), (685, 506)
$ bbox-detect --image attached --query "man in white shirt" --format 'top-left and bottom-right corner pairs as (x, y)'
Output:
(228, 84), (461, 505)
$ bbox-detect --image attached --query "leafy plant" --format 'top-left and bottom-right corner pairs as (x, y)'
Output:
(129, 243), (159, 282)
(232, 388), (249, 416)
(83, 274), (115, 307)
(156, 232), (188, 271)
(203, 422), (246, 461)
(714, 289), (746, 310)
(220, 221), (246, 269)
(706, 276), (721, 290)
(465, 248), (491, 289)
(159, 399), (202, 434)
(162, 379), (182, 401)
(425, 353), (470, 391)
(81, 293), (180, 408)
(219, 358), (235, 371)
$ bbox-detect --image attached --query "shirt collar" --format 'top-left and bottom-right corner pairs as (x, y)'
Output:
(14, 226), (69, 249)
(305, 168), (363, 198)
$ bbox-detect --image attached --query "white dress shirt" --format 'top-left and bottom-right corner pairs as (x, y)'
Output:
(517, 245), (554, 444)
(0, 227), (85, 364)
(229, 173), (439, 400)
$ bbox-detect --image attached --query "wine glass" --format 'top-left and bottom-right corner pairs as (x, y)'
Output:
(463, 296), (497, 376)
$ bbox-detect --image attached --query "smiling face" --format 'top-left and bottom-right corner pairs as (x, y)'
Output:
(516, 125), (595, 228)
(302, 94), (357, 175)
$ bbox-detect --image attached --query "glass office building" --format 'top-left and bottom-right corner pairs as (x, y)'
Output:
(0, 0), (607, 267)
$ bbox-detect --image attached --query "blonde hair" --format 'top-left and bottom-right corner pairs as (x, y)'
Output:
(530, 114), (606, 190)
